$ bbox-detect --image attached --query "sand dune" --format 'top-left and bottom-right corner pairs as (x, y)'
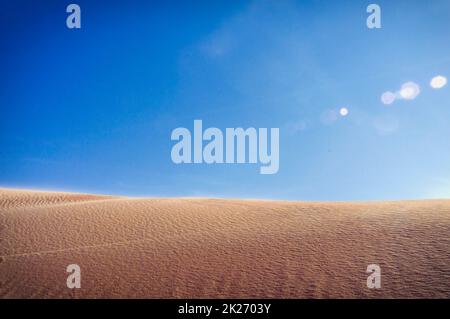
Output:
(0, 188), (449, 298)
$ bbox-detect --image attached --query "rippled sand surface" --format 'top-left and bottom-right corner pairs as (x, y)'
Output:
(1, 188), (449, 298)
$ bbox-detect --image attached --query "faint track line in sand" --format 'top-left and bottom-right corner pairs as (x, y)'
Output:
(0, 237), (156, 259)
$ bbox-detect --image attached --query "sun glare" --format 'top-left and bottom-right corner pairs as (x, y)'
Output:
(339, 107), (349, 116)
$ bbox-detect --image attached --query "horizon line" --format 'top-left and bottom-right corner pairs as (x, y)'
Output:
(1, 185), (449, 204)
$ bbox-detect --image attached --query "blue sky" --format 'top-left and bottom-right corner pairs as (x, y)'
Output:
(1, 0), (450, 200)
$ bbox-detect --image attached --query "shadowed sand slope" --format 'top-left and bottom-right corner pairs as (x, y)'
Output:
(0, 188), (449, 298)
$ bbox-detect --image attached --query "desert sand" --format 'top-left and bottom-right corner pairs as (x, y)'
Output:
(0, 188), (449, 298)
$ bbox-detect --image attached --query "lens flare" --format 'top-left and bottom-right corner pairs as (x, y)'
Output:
(399, 82), (420, 100)
(430, 75), (447, 89)
(381, 91), (396, 105)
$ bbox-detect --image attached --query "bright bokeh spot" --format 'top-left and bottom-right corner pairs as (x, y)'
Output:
(399, 82), (420, 100)
(339, 107), (349, 116)
(430, 75), (447, 89)
(381, 91), (396, 105)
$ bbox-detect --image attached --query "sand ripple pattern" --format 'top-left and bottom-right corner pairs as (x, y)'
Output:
(0, 188), (449, 298)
